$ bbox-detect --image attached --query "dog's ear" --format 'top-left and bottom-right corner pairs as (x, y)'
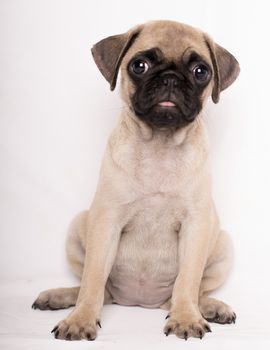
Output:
(91, 26), (142, 91)
(204, 35), (240, 103)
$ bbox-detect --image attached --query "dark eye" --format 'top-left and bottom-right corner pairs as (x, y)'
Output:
(131, 59), (150, 75)
(193, 64), (209, 82)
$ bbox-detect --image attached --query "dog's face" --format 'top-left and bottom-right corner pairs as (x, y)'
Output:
(92, 21), (240, 130)
(125, 46), (212, 129)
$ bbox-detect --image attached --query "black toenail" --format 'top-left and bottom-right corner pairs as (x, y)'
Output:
(165, 328), (171, 336)
(51, 326), (58, 333)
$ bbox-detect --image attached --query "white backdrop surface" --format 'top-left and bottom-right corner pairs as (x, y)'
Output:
(1, 0), (270, 349)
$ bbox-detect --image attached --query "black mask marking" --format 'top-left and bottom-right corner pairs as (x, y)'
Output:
(128, 48), (212, 129)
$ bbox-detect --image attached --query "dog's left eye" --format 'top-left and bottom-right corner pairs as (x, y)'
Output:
(193, 64), (209, 82)
(131, 59), (150, 75)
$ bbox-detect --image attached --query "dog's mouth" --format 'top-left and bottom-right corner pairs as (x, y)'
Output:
(143, 100), (183, 127)
(157, 101), (177, 108)
(132, 94), (200, 129)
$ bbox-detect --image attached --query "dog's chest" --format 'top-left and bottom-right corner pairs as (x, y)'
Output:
(131, 141), (188, 195)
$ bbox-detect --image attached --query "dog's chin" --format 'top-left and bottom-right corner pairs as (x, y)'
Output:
(133, 103), (197, 130)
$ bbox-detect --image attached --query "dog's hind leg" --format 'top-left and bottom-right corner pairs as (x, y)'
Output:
(32, 287), (79, 310)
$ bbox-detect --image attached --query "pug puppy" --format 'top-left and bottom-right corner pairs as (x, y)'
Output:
(32, 20), (240, 341)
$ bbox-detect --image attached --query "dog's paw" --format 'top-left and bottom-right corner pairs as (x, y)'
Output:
(51, 311), (101, 341)
(199, 297), (236, 324)
(164, 313), (211, 340)
(32, 288), (78, 311)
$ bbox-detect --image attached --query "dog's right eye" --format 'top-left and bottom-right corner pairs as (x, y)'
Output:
(131, 59), (150, 75)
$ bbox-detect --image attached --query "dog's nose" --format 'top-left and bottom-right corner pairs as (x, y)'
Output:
(162, 74), (179, 88)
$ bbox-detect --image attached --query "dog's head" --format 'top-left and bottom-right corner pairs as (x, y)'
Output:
(92, 21), (240, 129)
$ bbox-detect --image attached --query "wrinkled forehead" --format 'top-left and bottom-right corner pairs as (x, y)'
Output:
(123, 21), (211, 66)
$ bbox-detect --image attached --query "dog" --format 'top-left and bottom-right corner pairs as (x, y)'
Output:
(32, 20), (240, 341)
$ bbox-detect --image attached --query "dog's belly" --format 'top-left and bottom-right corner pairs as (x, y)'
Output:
(107, 198), (180, 308)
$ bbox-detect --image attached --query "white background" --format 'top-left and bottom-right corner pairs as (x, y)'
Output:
(1, 0), (270, 349)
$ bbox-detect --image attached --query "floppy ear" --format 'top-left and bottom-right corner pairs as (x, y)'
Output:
(91, 26), (142, 91)
(204, 35), (240, 103)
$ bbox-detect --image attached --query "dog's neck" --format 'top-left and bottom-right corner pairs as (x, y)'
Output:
(121, 106), (207, 148)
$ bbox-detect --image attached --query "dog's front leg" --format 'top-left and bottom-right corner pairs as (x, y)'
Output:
(164, 208), (215, 340)
(52, 206), (122, 341)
